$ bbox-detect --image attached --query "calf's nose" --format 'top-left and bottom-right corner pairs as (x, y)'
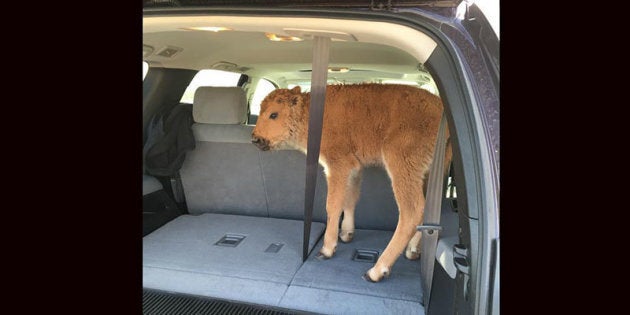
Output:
(251, 136), (261, 144)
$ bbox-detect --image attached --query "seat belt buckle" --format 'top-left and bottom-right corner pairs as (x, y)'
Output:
(417, 224), (442, 235)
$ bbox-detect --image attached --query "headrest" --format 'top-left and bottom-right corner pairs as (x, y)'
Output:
(193, 87), (247, 124)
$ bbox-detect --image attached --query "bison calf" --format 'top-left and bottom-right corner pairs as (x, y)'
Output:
(252, 83), (450, 282)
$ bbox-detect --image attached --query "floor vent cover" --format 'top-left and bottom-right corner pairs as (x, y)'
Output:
(214, 234), (246, 247)
(265, 243), (284, 253)
(352, 249), (379, 263)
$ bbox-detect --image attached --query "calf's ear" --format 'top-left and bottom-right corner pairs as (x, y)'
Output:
(290, 86), (301, 94)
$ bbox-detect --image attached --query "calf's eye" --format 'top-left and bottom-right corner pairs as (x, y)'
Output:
(269, 112), (278, 119)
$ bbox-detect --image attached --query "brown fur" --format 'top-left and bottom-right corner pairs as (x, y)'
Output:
(252, 83), (452, 282)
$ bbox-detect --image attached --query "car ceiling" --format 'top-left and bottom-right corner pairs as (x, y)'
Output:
(143, 15), (438, 85)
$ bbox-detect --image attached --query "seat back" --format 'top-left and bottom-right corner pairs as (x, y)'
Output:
(180, 87), (268, 216)
(179, 86), (399, 230)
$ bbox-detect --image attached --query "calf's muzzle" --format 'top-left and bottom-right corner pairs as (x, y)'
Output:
(251, 135), (270, 151)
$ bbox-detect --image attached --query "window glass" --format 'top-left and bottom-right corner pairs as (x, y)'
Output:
(180, 69), (242, 103)
(250, 79), (276, 116)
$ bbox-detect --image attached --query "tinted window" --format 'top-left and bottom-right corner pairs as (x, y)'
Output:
(250, 79), (276, 116)
(180, 69), (242, 104)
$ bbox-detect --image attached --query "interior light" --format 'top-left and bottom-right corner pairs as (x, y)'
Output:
(328, 67), (350, 73)
(265, 33), (303, 42)
(182, 26), (232, 32)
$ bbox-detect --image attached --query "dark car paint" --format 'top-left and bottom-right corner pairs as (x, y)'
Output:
(143, 0), (464, 9)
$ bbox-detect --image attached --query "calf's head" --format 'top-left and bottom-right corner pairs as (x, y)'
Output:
(252, 86), (304, 151)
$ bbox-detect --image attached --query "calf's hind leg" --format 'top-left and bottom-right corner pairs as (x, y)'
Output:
(340, 169), (362, 243)
(364, 146), (427, 282)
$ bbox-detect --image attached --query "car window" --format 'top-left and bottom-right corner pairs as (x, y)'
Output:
(420, 83), (438, 95)
(143, 61), (148, 80)
(250, 79), (276, 116)
(180, 69), (242, 104)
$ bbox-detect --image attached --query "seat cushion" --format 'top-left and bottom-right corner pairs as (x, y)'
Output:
(280, 229), (425, 314)
(143, 213), (326, 305)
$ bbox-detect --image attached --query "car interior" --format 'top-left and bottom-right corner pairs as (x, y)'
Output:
(143, 9), (479, 315)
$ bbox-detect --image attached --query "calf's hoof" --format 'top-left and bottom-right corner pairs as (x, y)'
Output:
(339, 230), (354, 243)
(315, 245), (336, 260)
(362, 266), (390, 283)
(405, 247), (421, 260)
(315, 252), (331, 260)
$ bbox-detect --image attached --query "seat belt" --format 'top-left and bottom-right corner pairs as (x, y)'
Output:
(302, 36), (331, 262)
(418, 112), (449, 309)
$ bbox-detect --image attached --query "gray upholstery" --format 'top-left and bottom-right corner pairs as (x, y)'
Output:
(259, 150), (328, 223)
(260, 148), (399, 230)
(192, 124), (254, 143)
(181, 89), (267, 215)
(143, 175), (163, 196)
(193, 87), (247, 124)
(142, 214), (426, 314)
(280, 287), (425, 315)
(183, 133), (402, 228)
(143, 267), (289, 305)
(355, 167), (399, 230)
(143, 213), (326, 306)
(288, 229), (424, 311)
(179, 141), (268, 216)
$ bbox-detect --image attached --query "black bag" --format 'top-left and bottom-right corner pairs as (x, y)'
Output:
(143, 105), (195, 177)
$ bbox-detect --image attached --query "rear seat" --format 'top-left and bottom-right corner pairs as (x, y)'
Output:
(143, 86), (326, 305)
(179, 86), (267, 216)
(176, 86), (401, 228)
(143, 86), (453, 313)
